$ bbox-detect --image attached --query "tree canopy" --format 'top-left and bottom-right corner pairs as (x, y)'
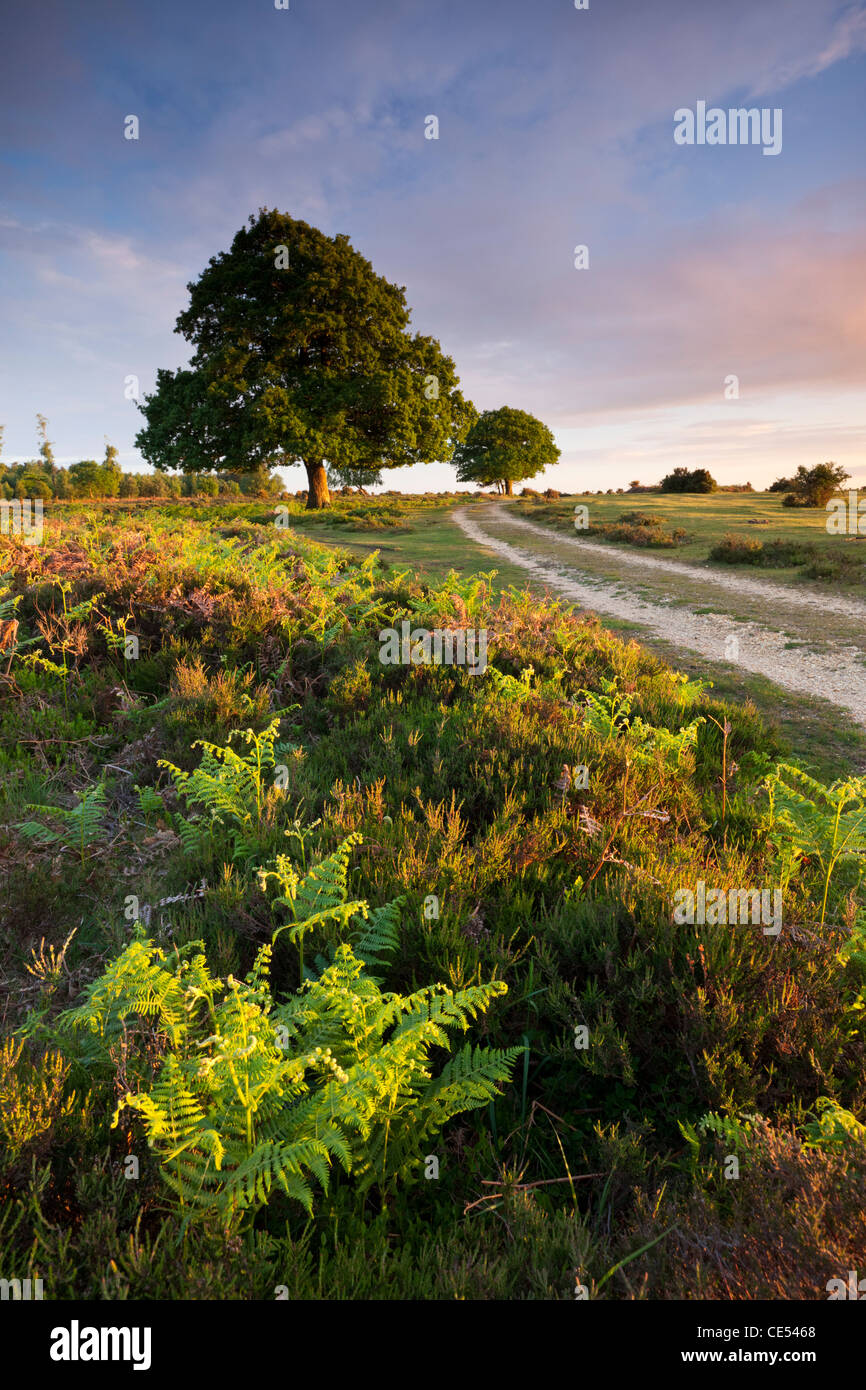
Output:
(453, 406), (560, 496)
(135, 209), (475, 508)
(659, 467), (717, 494)
(777, 462), (849, 508)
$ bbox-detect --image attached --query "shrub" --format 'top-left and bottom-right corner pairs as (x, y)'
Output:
(709, 534), (765, 564)
(58, 839), (519, 1232)
(782, 463), (850, 508)
(660, 467), (717, 494)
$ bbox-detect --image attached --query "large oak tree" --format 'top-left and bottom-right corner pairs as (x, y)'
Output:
(136, 209), (475, 508)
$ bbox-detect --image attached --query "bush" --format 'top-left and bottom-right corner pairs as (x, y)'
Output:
(710, 535), (818, 569)
(782, 463), (849, 508)
(709, 534), (764, 564)
(660, 467), (718, 494)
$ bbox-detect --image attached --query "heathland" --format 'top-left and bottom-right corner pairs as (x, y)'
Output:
(1, 492), (865, 1299)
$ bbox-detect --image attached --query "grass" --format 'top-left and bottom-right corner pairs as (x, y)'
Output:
(0, 497), (864, 1301)
(516, 490), (866, 589)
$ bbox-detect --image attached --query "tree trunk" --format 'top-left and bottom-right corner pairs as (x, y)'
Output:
(504, 478), (513, 496)
(305, 461), (331, 510)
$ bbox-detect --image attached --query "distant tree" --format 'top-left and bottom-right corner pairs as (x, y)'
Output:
(327, 463), (384, 493)
(52, 469), (71, 499)
(36, 414), (55, 470)
(136, 208), (475, 509)
(454, 406), (560, 496)
(69, 460), (103, 497)
(118, 472), (139, 498)
(769, 476), (793, 493)
(781, 462), (849, 508)
(628, 479), (641, 490)
(15, 470), (52, 501)
(660, 467), (717, 494)
(238, 466), (283, 497)
(138, 472), (168, 498)
(102, 441), (122, 493)
(689, 468), (717, 494)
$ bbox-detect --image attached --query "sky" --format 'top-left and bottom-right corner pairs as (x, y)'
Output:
(1, 0), (864, 492)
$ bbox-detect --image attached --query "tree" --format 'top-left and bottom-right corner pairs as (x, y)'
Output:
(781, 462), (849, 508)
(453, 406), (560, 496)
(327, 463), (384, 493)
(102, 440), (123, 492)
(52, 469), (71, 499)
(36, 414), (55, 470)
(15, 470), (53, 501)
(68, 460), (103, 498)
(138, 472), (168, 498)
(660, 467), (717, 494)
(135, 209), (475, 509)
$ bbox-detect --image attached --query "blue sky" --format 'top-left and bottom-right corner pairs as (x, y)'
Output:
(1, 0), (864, 490)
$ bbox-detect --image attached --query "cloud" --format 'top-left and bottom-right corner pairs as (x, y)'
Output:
(0, 0), (863, 484)
(749, 4), (866, 93)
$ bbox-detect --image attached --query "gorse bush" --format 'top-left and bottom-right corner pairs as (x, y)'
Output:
(57, 838), (519, 1234)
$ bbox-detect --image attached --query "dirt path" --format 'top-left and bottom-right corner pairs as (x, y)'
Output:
(453, 505), (866, 730)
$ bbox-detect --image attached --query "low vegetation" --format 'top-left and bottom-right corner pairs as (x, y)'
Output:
(0, 498), (864, 1300)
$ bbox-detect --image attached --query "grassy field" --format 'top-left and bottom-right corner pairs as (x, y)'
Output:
(515, 490), (866, 589)
(1, 496), (865, 1302)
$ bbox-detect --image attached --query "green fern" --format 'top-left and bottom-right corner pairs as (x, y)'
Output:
(628, 715), (705, 768)
(801, 1097), (866, 1152)
(579, 679), (634, 742)
(17, 783), (108, 867)
(258, 831), (374, 980)
(158, 717), (284, 861)
(57, 860), (520, 1233)
(764, 763), (866, 924)
(135, 783), (166, 826)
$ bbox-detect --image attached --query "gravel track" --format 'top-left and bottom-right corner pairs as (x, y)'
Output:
(453, 505), (866, 730)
